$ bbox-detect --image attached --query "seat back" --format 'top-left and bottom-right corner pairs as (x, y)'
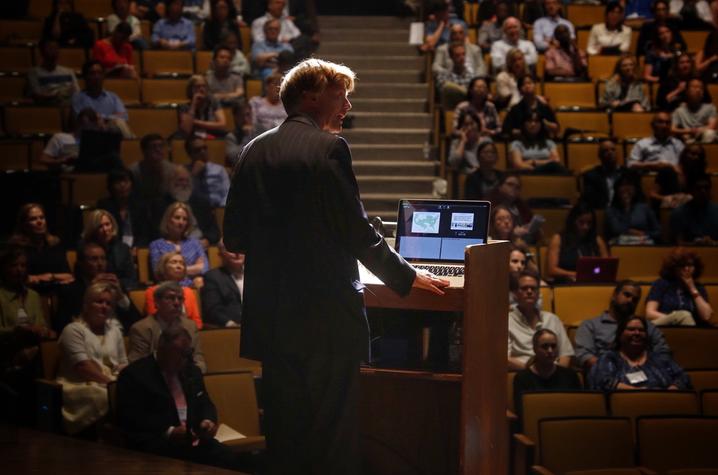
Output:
(521, 391), (607, 444)
(0, 20), (43, 45)
(519, 174), (578, 202)
(129, 289), (147, 316)
(5, 106), (64, 135)
(609, 390), (700, 435)
(126, 107), (178, 138)
(556, 111), (611, 136)
(507, 371), (517, 413)
(610, 113), (653, 140)
(198, 328), (261, 375)
(141, 78), (189, 105)
(701, 390), (718, 416)
(566, 4), (605, 27)
(0, 75), (27, 102)
(687, 370), (718, 394)
(195, 51), (212, 73)
(542, 82), (596, 108)
(0, 47), (34, 73)
(61, 173), (107, 206)
(136, 247), (151, 284)
(0, 140), (31, 170)
(683, 31), (709, 53)
(552, 285), (615, 327)
(538, 417), (634, 475)
(119, 139), (142, 167)
(532, 207), (570, 244)
(104, 79), (141, 105)
(660, 328), (718, 370)
(204, 371), (261, 437)
(611, 246), (664, 281)
(39, 339), (60, 379)
(588, 55), (620, 81)
(637, 416), (718, 473)
(141, 50), (194, 77)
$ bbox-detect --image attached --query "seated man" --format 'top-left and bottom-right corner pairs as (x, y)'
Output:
(627, 111), (685, 172)
(532, 0), (575, 52)
(201, 241), (243, 328)
(432, 23), (487, 79)
(490, 17), (538, 71)
(127, 281), (206, 372)
(27, 37), (79, 104)
(205, 45), (244, 107)
(420, 1), (468, 52)
(670, 173), (718, 244)
(117, 325), (244, 471)
(129, 133), (175, 202)
(251, 18), (294, 80)
(579, 139), (626, 209)
(185, 136), (230, 207)
(508, 271), (574, 370)
(436, 42), (476, 110)
(672, 78), (717, 144)
(151, 0), (196, 50)
(251, 0), (300, 44)
(574, 280), (670, 370)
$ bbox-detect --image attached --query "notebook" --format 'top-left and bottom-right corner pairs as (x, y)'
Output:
(575, 256), (619, 283)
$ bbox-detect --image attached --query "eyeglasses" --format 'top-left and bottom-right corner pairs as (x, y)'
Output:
(161, 294), (185, 303)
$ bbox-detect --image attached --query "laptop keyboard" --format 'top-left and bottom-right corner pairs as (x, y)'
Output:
(414, 264), (465, 277)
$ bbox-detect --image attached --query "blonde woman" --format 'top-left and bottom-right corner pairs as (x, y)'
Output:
(143, 252), (202, 329)
(80, 208), (137, 289)
(495, 48), (529, 109)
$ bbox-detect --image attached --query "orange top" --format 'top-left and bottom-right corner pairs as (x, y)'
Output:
(144, 286), (202, 330)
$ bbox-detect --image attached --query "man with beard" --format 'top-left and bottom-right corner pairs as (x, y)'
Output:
(574, 280), (670, 370)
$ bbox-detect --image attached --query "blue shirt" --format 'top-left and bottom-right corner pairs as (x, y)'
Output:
(251, 40), (293, 79)
(151, 17), (196, 50)
(532, 16), (575, 51)
(669, 201), (718, 243)
(625, 0), (654, 18)
(149, 238), (208, 286)
(589, 350), (689, 390)
(425, 18), (468, 48)
(648, 277), (708, 319)
(71, 89), (128, 120)
(188, 161), (230, 207)
(605, 202), (661, 242)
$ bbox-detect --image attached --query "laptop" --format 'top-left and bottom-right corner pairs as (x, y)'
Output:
(392, 199), (491, 287)
(575, 257), (619, 283)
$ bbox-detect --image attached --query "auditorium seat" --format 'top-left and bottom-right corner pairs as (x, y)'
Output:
(552, 285), (615, 326)
(199, 328), (261, 376)
(129, 289), (146, 316)
(519, 175), (578, 203)
(688, 371), (718, 394)
(542, 81), (596, 109)
(195, 50), (212, 73)
(532, 417), (637, 475)
(74, 0), (112, 19)
(611, 246), (664, 281)
(567, 140), (625, 174)
(246, 78), (263, 99)
(0, 75), (28, 102)
(533, 207), (570, 240)
(239, 26), (251, 56)
(215, 207), (225, 235)
(0, 20), (43, 45)
(60, 173), (106, 206)
(566, 4), (604, 27)
(637, 416), (718, 473)
(141, 50), (194, 77)
(126, 107), (178, 137)
(683, 31), (709, 53)
(660, 328), (718, 370)
(609, 391), (700, 437)
(703, 143), (718, 173)
(576, 29), (590, 50)
(4, 106), (64, 135)
(170, 139), (226, 165)
(208, 245), (220, 268)
(556, 111), (611, 137)
(0, 140), (31, 170)
(104, 79), (141, 105)
(610, 112), (653, 140)
(141, 78), (188, 105)
(702, 390), (718, 416)
(65, 250), (77, 273)
(136, 247), (151, 284)
(120, 139), (142, 167)
(540, 285), (553, 312)
(588, 55), (620, 81)
(0, 47), (34, 73)
(35, 47), (86, 73)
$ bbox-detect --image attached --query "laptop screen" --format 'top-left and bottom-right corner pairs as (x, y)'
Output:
(395, 199), (491, 262)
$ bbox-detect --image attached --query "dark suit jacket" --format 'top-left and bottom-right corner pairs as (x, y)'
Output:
(116, 355), (216, 453)
(201, 267), (242, 327)
(223, 114), (416, 361)
(97, 196), (155, 247)
(580, 165), (626, 210)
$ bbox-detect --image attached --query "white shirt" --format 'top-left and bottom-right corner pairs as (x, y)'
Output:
(490, 38), (538, 71)
(251, 13), (301, 43)
(670, 0), (712, 23)
(508, 307), (574, 364)
(232, 272), (244, 299)
(587, 23), (632, 55)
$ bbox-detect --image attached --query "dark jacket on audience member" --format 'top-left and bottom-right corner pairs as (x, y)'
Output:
(512, 366), (581, 416)
(200, 267), (242, 327)
(96, 196), (156, 248)
(501, 98), (557, 138)
(580, 165), (626, 210)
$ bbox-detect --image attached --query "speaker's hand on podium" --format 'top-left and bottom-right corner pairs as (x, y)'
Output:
(412, 269), (450, 295)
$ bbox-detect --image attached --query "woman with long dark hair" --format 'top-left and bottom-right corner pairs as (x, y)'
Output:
(453, 77), (500, 138)
(509, 111), (563, 173)
(42, 0), (94, 49)
(656, 54), (711, 111)
(605, 171), (661, 244)
(202, 0), (242, 52)
(643, 24), (683, 84)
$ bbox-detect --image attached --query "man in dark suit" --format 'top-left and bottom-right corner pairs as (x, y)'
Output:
(201, 240), (243, 327)
(223, 58), (449, 475)
(116, 325), (243, 471)
(580, 138), (625, 210)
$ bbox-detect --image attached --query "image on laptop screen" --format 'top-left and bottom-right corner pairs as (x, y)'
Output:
(395, 200), (491, 262)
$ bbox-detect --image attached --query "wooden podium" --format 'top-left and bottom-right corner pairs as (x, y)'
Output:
(360, 241), (510, 475)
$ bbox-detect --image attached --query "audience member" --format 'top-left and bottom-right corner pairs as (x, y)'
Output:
(202, 0), (240, 52)
(478, 0), (515, 52)
(487, 174), (538, 243)
(599, 55), (650, 112)
(225, 100), (254, 165)
(201, 241), (243, 328)
(508, 271), (574, 370)
(182, 0), (210, 22)
(71, 61), (132, 138)
(39, 108), (100, 172)
(696, 1), (718, 81)
(605, 172), (661, 244)
(464, 142), (505, 200)
(433, 23), (487, 79)
(92, 22), (138, 79)
(178, 75), (227, 139)
(250, 18), (294, 80)
(79, 209), (138, 290)
(56, 282), (127, 434)
(672, 0), (713, 29)
(513, 329), (581, 415)
(656, 53), (711, 111)
(42, 0), (94, 49)
(127, 281), (206, 371)
(163, 165), (221, 245)
(643, 25), (683, 84)
(205, 45), (244, 106)
(508, 242), (538, 275)
(495, 49), (529, 109)
(106, 0), (146, 50)
(249, 72), (287, 135)
(580, 138), (626, 209)
(637, 0), (686, 55)
(213, 31), (250, 77)
(672, 78), (717, 143)
(8, 203), (73, 290)
(130, 134), (175, 201)
(448, 109), (485, 174)
(547, 202), (609, 282)
(544, 24), (587, 79)
(149, 202), (209, 286)
(490, 204), (524, 242)
(421, 1), (468, 52)
(437, 42), (476, 110)
(502, 75), (559, 139)
(650, 143), (707, 208)
(55, 241), (140, 334)
(117, 325), (243, 471)
(626, 0), (654, 19)
(532, 0), (575, 52)
(646, 247), (714, 325)
(490, 17), (538, 71)
(151, 0), (196, 50)
(588, 316), (690, 390)
(97, 168), (154, 247)
(670, 173), (718, 243)
(628, 111), (685, 171)
(509, 111), (562, 173)
(27, 37), (79, 104)
(576, 280), (669, 370)
(133, 0), (165, 21)
(251, 0), (300, 44)
(144, 253), (202, 329)
(185, 136), (230, 207)
(453, 77), (500, 138)
(587, 1), (632, 55)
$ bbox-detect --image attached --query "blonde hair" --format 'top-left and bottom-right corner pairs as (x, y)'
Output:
(159, 202), (196, 239)
(81, 209), (118, 243)
(82, 282), (116, 315)
(279, 58), (356, 114)
(155, 251), (186, 281)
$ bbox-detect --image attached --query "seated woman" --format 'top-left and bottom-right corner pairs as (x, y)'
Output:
(149, 202), (208, 288)
(80, 209), (138, 290)
(544, 24), (587, 80)
(453, 77), (501, 139)
(177, 75), (228, 140)
(509, 112), (563, 173)
(589, 315), (690, 390)
(448, 109), (485, 174)
(202, 0), (241, 52)
(656, 53), (711, 111)
(491, 204), (522, 242)
(587, 1), (632, 55)
(8, 203), (73, 292)
(42, 0), (95, 49)
(464, 141), (504, 200)
(92, 22), (138, 79)
(599, 54), (650, 112)
(547, 202), (609, 282)
(645, 247), (714, 326)
(637, 0), (685, 55)
(643, 25), (683, 84)
(650, 143), (707, 209)
(695, 16), (718, 81)
(502, 76), (559, 139)
(513, 329), (581, 415)
(249, 72), (287, 136)
(144, 252), (202, 329)
(605, 172), (661, 244)
(487, 175), (540, 243)
(56, 282), (127, 434)
(106, 0), (146, 50)
(495, 49), (529, 110)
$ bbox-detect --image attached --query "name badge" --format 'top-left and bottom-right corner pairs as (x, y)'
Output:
(626, 369), (648, 385)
